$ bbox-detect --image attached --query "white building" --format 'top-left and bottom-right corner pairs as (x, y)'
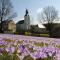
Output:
(16, 9), (30, 32)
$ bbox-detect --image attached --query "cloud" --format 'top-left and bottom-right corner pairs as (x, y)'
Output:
(37, 8), (43, 13)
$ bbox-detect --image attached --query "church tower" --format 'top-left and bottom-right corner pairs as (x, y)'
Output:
(24, 9), (30, 31)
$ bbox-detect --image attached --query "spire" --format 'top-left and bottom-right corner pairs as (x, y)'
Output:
(25, 9), (29, 16)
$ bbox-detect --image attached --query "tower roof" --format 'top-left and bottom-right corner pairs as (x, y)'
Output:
(25, 9), (29, 16)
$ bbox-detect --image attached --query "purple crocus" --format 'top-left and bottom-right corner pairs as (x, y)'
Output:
(19, 45), (25, 53)
(0, 38), (4, 41)
(5, 47), (15, 53)
(0, 48), (4, 53)
(29, 45), (33, 49)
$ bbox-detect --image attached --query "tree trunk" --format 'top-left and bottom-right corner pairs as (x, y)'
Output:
(48, 23), (53, 37)
(0, 17), (3, 33)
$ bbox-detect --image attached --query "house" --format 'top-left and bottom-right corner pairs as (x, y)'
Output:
(2, 20), (16, 33)
(30, 24), (46, 34)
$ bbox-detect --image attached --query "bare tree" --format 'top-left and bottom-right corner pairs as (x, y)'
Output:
(39, 6), (58, 37)
(0, 0), (16, 32)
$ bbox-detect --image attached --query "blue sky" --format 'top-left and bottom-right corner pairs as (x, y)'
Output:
(11, 0), (60, 24)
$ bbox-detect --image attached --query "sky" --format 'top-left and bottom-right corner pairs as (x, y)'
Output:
(11, 0), (60, 25)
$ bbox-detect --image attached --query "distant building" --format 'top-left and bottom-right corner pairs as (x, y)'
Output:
(16, 9), (30, 33)
(30, 24), (46, 33)
(2, 20), (16, 33)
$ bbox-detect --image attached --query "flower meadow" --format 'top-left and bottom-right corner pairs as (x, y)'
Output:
(0, 34), (60, 60)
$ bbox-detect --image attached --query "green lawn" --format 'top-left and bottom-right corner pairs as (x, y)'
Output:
(25, 32), (49, 37)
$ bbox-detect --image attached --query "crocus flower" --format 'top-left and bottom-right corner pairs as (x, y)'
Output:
(0, 48), (4, 53)
(5, 47), (15, 53)
(19, 45), (25, 53)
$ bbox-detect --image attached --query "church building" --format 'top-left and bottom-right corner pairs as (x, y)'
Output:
(16, 9), (31, 33)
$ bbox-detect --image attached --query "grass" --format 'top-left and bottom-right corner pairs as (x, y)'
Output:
(23, 55), (53, 60)
(34, 42), (44, 47)
(0, 50), (20, 60)
(40, 34), (49, 37)
(56, 45), (60, 48)
(25, 32), (32, 36)
(17, 40), (23, 44)
(25, 32), (49, 37)
(23, 55), (34, 60)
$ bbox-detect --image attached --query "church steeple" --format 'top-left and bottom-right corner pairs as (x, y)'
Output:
(25, 9), (29, 16)
(24, 9), (30, 30)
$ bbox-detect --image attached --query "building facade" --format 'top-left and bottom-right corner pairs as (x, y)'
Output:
(2, 20), (16, 33)
(16, 9), (31, 34)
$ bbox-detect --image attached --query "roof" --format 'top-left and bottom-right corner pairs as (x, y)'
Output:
(38, 24), (45, 28)
(17, 20), (24, 24)
(2, 20), (15, 24)
(31, 24), (45, 28)
(2, 20), (13, 22)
